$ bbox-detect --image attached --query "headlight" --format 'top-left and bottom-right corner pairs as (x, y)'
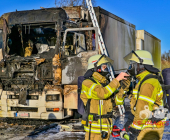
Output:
(8, 95), (19, 99)
(31, 95), (38, 100)
(53, 95), (57, 100)
(46, 94), (60, 101)
(46, 95), (53, 101)
(27, 95), (39, 100)
(46, 108), (60, 112)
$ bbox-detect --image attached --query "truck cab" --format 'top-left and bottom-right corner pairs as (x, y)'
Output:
(0, 7), (99, 119)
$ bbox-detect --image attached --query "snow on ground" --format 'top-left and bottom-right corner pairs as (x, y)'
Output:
(25, 131), (85, 140)
(24, 112), (170, 140)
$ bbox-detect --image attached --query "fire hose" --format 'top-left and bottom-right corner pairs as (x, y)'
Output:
(112, 125), (129, 140)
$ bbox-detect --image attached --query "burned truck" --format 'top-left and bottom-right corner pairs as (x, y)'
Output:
(0, 6), (161, 120)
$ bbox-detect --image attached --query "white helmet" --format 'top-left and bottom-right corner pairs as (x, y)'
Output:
(124, 50), (154, 65)
(87, 54), (114, 70)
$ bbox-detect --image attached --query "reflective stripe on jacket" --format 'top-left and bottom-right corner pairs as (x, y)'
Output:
(115, 88), (126, 105)
(130, 70), (165, 130)
(81, 79), (117, 100)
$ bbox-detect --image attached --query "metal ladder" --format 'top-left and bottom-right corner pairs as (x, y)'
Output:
(86, 0), (125, 116)
(86, 0), (114, 78)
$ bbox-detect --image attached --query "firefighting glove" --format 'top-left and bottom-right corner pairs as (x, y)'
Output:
(120, 131), (129, 140)
(92, 72), (108, 84)
(115, 88), (125, 105)
(129, 134), (137, 140)
(124, 112), (134, 132)
(129, 127), (141, 140)
(120, 77), (131, 91)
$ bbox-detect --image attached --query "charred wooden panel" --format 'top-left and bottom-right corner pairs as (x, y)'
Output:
(62, 51), (98, 85)
(63, 6), (81, 19)
(63, 6), (88, 21)
(52, 54), (61, 85)
(64, 85), (78, 109)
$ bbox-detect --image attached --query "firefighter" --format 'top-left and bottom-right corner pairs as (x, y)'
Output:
(120, 50), (166, 140)
(80, 54), (129, 140)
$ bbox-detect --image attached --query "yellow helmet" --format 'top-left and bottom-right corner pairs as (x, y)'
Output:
(87, 55), (114, 70)
(124, 50), (154, 65)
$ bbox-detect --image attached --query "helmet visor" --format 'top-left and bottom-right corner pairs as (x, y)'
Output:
(124, 50), (142, 65)
(97, 55), (114, 67)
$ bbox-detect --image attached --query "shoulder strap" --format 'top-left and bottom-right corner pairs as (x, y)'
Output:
(134, 74), (160, 110)
(88, 77), (108, 87)
(162, 85), (170, 91)
(85, 99), (91, 126)
(83, 78), (96, 126)
(88, 77), (97, 84)
(137, 74), (159, 97)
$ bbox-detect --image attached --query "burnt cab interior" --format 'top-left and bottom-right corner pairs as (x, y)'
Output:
(6, 24), (96, 58)
(6, 25), (57, 58)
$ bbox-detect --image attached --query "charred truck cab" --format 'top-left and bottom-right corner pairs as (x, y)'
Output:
(0, 7), (100, 120)
(0, 6), (161, 120)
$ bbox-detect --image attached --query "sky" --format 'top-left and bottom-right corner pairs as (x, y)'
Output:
(0, 0), (169, 54)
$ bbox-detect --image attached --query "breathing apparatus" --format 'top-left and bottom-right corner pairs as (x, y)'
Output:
(96, 63), (111, 82)
(124, 50), (159, 76)
(126, 50), (145, 76)
(86, 54), (114, 82)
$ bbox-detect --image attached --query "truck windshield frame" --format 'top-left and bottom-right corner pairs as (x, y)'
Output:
(61, 27), (99, 58)
(6, 24), (57, 57)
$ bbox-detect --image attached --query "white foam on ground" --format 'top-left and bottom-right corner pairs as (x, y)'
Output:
(9, 136), (26, 140)
(34, 132), (85, 140)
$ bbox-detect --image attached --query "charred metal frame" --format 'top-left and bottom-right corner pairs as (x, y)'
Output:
(55, 20), (63, 54)
(62, 27), (99, 56)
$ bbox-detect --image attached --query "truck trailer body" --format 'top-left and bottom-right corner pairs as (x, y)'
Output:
(0, 6), (161, 120)
(136, 30), (161, 70)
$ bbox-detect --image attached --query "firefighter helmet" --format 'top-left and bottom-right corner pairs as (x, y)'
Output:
(87, 54), (114, 70)
(124, 50), (154, 66)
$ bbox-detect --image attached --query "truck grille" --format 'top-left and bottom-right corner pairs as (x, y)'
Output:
(8, 95), (39, 100)
(11, 107), (38, 112)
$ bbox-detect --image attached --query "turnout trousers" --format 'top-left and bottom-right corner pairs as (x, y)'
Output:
(85, 132), (110, 140)
(137, 126), (164, 140)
